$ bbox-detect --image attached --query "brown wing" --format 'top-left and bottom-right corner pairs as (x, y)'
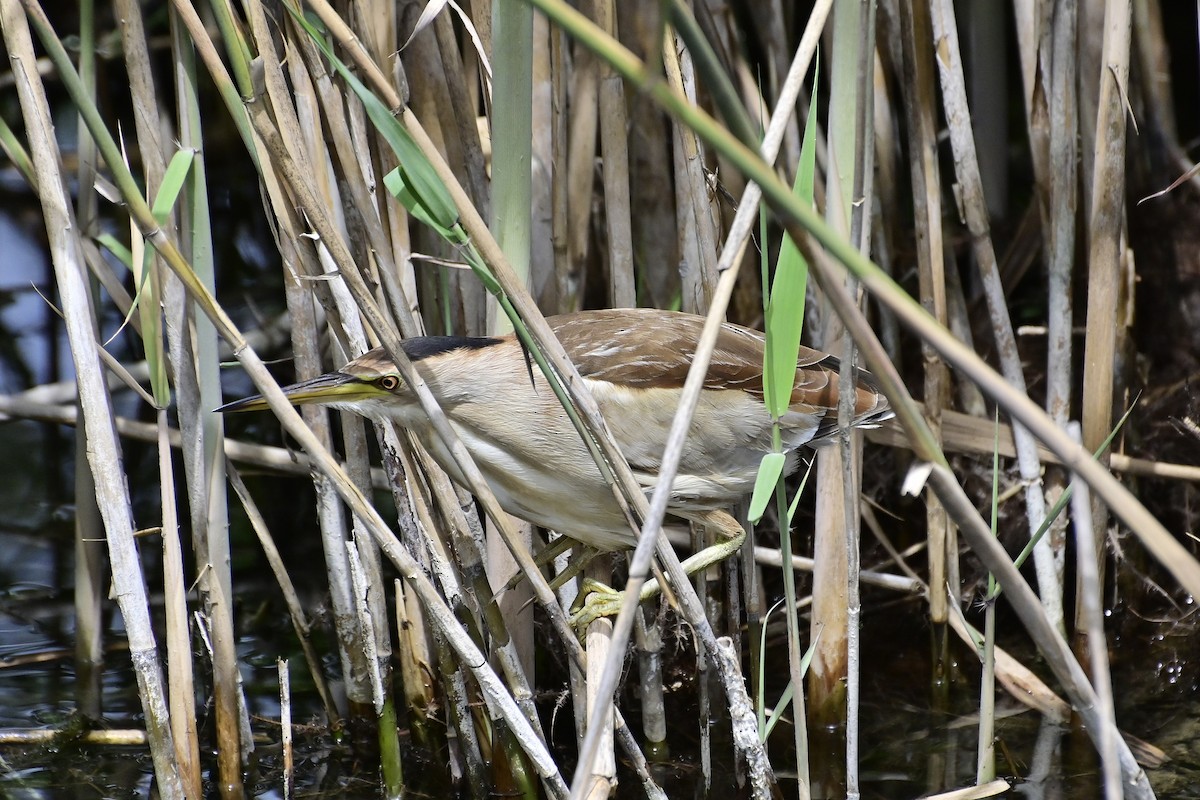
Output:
(546, 309), (890, 432)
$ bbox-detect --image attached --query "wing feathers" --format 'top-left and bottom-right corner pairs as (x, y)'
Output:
(548, 308), (890, 427)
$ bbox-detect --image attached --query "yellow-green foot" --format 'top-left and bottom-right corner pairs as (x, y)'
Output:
(568, 578), (625, 630)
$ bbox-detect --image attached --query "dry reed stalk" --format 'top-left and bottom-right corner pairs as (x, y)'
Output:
(895, 0), (953, 632)
(279, 658), (294, 800)
(169, 11), (233, 790)
(565, 35), (599, 305)
(1067, 424), (1122, 800)
(583, 557), (616, 798)
(1081, 0), (1132, 633)
(810, 0), (864, 761)
(748, 0), (802, 168)
(432, 620), (490, 793)
(343, 416), (396, 705)
(663, 28), (718, 313)
(1132, 0), (1200, 189)
(127, 0), (246, 787)
(70, 0), (105, 727)
(72, 421), (106, 722)
(840, 1), (878, 786)
(1014, 1), (1050, 221)
(3, 5), (184, 794)
(960, 2), (1010, 216)
(404, 428), (549, 743)
(930, 0), (1060, 632)
(434, 11), (491, 227)
(594, 0), (636, 308)
(266, 56), (377, 728)
(941, 254), (987, 417)
(377, 438), (440, 722)
(696, 629), (711, 790)
(868, 45), (906, 373)
(401, 5), (485, 335)
(633, 610), (668, 752)
(549, 24), (575, 309)
(621, 6), (678, 311)
(396, 441), (489, 788)
(393, 578), (434, 726)
(1043, 0), (1079, 637)
(159, 411), (201, 798)
(531, 12), (557, 309)
(346, 540), (403, 794)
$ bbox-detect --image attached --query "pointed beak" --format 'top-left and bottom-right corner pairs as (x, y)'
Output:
(217, 371), (377, 413)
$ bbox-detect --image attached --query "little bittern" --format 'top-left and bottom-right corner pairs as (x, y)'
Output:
(219, 308), (891, 552)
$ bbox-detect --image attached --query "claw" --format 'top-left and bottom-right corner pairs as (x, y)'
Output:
(565, 514), (748, 630)
(568, 578), (623, 630)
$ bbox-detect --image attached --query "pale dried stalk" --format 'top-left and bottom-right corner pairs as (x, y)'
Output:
(595, 0), (636, 307)
(1043, 0), (1078, 634)
(549, 25), (574, 309)
(2, 3), (183, 794)
(249, 2), (377, 714)
(531, 12), (557, 308)
(159, 410), (201, 798)
(664, 28), (719, 313)
(930, 0), (1060, 632)
(125, 0), (245, 785)
(896, 0), (952, 626)
(393, 579), (435, 728)
(583, 559), (616, 798)
(286, 27), (422, 338)
(279, 658), (294, 800)
(813, 33), (857, 727)
(840, 3), (877, 788)
(167, 8), (230, 790)
(71, 0), (105, 727)
(395, 443), (489, 790)
(565, 36), (599, 306)
(1067, 424), (1122, 800)
(1080, 0), (1132, 625)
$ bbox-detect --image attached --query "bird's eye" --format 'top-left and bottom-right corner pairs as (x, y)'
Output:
(378, 375), (400, 391)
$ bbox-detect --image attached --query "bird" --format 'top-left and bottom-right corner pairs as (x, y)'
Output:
(219, 308), (892, 557)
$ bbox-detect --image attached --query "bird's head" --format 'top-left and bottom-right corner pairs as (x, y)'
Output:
(217, 349), (411, 420)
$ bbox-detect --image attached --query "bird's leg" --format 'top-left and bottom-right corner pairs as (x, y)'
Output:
(498, 533), (587, 597)
(568, 510), (746, 629)
(543, 543), (602, 592)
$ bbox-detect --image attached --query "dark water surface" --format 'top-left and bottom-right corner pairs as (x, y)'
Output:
(2, 448), (1198, 799)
